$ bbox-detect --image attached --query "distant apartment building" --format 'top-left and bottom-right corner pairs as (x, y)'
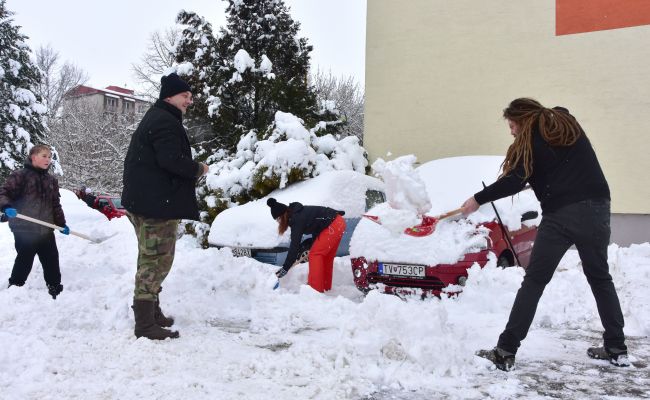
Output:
(64, 85), (150, 115)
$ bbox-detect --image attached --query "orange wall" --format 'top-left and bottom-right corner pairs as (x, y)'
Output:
(557, 0), (650, 35)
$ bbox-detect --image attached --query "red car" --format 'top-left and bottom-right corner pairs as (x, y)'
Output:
(351, 211), (538, 297)
(349, 155), (540, 298)
(94, 195), (127, 220)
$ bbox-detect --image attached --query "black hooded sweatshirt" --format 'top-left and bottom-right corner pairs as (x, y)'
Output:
(474, 107), (610, 214)
(283, 202), (344, 269)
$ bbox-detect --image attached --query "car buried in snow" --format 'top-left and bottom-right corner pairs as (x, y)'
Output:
(94, 195), (127, 220)
(207, 170), (385, 266)
(349, 156), (540, 298)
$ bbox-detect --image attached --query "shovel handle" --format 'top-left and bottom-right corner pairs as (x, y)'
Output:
(435, 207), (464, 220)
(14, 213), (99, 243)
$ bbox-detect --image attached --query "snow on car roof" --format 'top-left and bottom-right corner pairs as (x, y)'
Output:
(208, 170), (384, 248)
(417, 155), (540, 228)
(350, 155), (541, 266)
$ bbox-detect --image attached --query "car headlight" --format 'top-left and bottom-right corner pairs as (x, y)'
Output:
(457, 276), (467, 286)
(354, 268), (362, 278)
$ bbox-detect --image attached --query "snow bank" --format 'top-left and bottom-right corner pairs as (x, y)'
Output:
(350, 155), (541, 265)
(208, 170), (383, 247)
(0, 189), (648, 399)
(204, 111), (368, 199)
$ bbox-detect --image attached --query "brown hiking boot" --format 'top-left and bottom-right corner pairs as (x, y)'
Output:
(154, 287), (174, 328)
(132, 299), (179, 340)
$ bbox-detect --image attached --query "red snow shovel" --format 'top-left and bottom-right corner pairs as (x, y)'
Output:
(2, 212), (112, 244)
(363, 207), (464, 237)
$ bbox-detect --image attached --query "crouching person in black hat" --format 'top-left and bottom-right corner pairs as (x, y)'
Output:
(268, 198), (346, 293)
(122, 72), (208, 340)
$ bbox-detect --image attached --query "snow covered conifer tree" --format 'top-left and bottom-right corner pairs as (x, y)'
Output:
(175, 0), (340, 153)
(172, 1), (357, 246)
(0, 0), (47, 180)
(173, 11), (220, 146)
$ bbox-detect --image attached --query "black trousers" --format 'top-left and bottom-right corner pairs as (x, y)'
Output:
(497, 199), (626, 354)
(9, 231), (61, 287)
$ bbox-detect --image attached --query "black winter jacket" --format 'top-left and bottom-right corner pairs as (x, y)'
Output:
(474, 107), (610, 214)
(0, 160), (66, 234)
(122, 100), (202, 220)
(283, 202), (344, 269)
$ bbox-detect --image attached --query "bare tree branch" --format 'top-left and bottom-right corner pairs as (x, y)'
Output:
(48, 101), (139, 194)
(132, 27), (179, 101)
(34, 44), (89, 120)
(310, 69), (365, 143)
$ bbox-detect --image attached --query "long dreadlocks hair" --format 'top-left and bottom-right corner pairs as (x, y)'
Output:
(500, 98), (583, 179)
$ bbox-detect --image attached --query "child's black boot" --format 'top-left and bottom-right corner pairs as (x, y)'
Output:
(47, 283), (63, 300)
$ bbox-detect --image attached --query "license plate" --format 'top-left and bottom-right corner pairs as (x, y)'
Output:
(231, 247), (252, 257)
(378, 263), (425, 277)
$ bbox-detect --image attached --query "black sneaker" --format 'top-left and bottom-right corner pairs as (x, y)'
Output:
(476, 347), (516, 371)
(47, 284), (64, 300)
(587, 346), (630, 367)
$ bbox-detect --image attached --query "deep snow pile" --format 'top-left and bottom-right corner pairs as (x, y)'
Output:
(350, 155), (541, 265)
(203, 111), (367, 201)
(0, 189), (648, 400)
(207, 170), (383, 248)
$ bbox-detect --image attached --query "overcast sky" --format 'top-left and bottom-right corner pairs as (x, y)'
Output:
(6, 0), (366, 91)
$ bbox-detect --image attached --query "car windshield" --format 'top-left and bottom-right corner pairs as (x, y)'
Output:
(111, 198), (124, 209)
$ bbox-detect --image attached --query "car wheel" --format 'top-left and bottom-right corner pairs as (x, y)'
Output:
(356, 286), (371, 295)
(497, 254), (513, 268)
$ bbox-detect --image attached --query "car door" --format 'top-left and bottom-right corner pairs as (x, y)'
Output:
(509, 211), (539, 268)
(338, 189), (387, 256)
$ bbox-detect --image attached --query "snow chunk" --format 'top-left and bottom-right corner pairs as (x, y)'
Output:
(234, 49), (255, 73)
(372, 155), (431, 215)
(259, 54), (273, 73)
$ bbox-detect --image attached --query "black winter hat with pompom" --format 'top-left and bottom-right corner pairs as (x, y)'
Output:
(267, 198), (288, 219)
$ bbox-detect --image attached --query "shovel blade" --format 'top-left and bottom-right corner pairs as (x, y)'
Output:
(404, 220), (438, 237)
(82, 231), (119, 244)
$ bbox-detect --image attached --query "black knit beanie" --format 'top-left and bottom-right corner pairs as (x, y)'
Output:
(267, 198), (288, 219)
(159, 73), (191, 99)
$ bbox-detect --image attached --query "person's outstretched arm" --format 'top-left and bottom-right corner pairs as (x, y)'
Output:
(461, 165), (528, 216)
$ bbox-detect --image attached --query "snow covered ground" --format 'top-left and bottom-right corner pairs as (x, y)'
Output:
(1, 190), (649, 399)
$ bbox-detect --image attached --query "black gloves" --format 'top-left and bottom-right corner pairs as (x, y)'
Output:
(275, 267), (289, 278)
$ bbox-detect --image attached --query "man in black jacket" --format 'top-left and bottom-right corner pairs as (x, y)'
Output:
(122, 73), (208, 340)
(461, 98), (628, 370)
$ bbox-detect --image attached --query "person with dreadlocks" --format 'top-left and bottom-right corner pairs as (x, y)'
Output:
(460, 98), (628, 371)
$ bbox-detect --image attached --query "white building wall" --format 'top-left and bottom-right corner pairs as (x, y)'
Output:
(365, 0), (650, 214)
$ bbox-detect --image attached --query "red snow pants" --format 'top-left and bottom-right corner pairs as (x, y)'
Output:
(307, 215), (346, 292)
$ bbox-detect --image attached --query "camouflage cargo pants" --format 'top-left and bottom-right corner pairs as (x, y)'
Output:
(127, 213), (179, 301)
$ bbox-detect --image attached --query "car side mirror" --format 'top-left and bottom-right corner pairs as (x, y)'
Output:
(521, 211), (538, 222)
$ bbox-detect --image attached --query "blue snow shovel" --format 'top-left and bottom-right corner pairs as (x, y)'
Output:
(272, 248), (310, 290)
